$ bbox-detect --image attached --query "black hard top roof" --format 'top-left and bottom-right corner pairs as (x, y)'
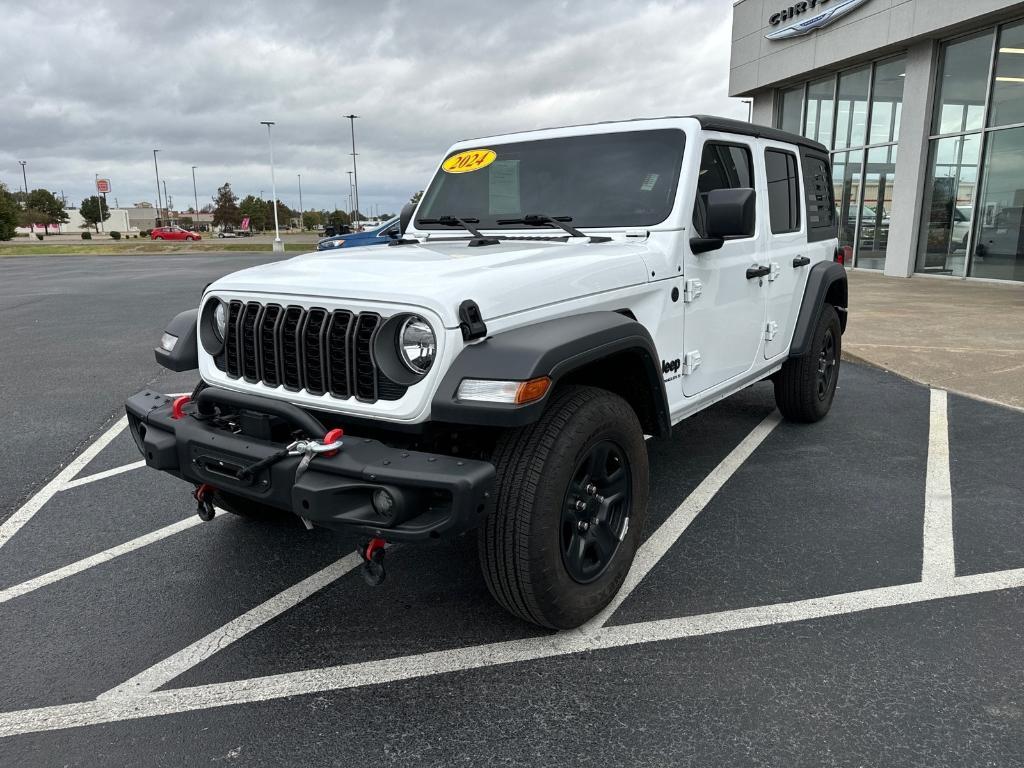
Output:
(459, 115), (829, 154)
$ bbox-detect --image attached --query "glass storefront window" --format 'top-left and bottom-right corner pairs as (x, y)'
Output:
(869, 57), (905, 144)
(917, 135), (982, 277)
(932, 31), (994, 135)
(835, 67), (870, 150)
(805, 76), (836, 149)
(970, 127), (1024, 281)
(832, 149), (863, 261)
(856, 145), (897, 270)
(777, 85), (804, 134)
(989, 21), (1024, 128)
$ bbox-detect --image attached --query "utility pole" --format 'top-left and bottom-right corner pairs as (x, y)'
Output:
(344, 114), (360, 227)
(18, 161), (27, 194)
(297, 174), (303, 231)
(191, 166), (200, 225)
(163, 180), (171, 219)
(260, 121), (283, 252)
(152, 150), (163, 224)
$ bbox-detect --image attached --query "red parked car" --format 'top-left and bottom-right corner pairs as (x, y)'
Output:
(151, 226), (201, 241)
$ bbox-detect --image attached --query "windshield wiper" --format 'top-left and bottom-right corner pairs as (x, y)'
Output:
(416, 216), (499, 247)
(496, 214), (611, 243)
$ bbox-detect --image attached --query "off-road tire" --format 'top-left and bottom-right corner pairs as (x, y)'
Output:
(774, 303), (841, 423)
(478, 386), (649, 629)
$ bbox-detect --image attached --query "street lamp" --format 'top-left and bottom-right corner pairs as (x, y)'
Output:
(18, 161), (27, 194)
(163, 180), (171, 218)
(191, 166), (200, 227)
(297, 174), (303, 231)
(260, 121), (284, 252)
(344, 114), (360, 227)
(152, 150), (163, 224)
(346, 170), (354, 227)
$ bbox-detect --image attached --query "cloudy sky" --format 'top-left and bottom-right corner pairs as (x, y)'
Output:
(0, 0), (742, 216)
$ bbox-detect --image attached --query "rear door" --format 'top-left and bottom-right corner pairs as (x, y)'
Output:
(682, 137), (766, 397)
(762, 146), (806, 360)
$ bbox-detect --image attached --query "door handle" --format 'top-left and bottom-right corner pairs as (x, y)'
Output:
(746, 265), (771, 279)
(792, 256), (810, 267)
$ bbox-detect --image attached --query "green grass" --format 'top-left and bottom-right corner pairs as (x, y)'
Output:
(0, 241), (316, 257)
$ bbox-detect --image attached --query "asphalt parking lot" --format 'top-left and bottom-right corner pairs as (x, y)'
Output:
(1, 254), (1022, 766)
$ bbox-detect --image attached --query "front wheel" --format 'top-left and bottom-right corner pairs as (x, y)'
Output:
(478, 386), (649, 629)
(774, 303), (842, 422)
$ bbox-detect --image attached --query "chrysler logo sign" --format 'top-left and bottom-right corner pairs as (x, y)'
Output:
(766, 0), (870, 40)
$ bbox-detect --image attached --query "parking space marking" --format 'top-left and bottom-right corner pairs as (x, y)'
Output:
(0, 512), (225, 606)
(101, 551), (364, 699)
(2, 564), (1022, 739)
(580, 411), (783, 632)
(0, 417), (128, 552)
(59, 460), (147, 491)
(923, 389), (955, 584)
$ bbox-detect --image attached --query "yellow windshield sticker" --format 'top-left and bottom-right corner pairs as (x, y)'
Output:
(442, 148), (497, 174)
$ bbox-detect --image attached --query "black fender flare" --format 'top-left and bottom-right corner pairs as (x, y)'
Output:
(789, 262), (848, 357)
(431, 311), (671, 436)
(154, 308), (199, 372)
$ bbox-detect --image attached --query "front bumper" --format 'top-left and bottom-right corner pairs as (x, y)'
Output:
(125, 389), (495, 542)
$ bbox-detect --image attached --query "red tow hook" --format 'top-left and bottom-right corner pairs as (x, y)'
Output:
(171, 395), (191, 420)
(322, 428), (344, 457)
(192, 483), (217, 521)
(361, 537), (387, 586)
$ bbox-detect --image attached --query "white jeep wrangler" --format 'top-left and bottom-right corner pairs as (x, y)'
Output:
(127, 115), (847, 628)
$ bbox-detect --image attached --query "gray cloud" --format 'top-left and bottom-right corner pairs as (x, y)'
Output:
(0, 0), (742, 215)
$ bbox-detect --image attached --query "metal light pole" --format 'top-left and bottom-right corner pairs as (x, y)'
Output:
(344, 114), (360, 227)
(163, 180), (171, 219)
(152, 150), (163, 224)
(297, 174), (303, 231)
(260, 121), (284, 252)
(346, 170), (354, 227)
(191, 166), (200, 227)
(18, 161), (27, 194)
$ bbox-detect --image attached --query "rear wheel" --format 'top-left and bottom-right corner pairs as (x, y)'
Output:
(774, 303), (842, 423)
(478, 386), (649, 629)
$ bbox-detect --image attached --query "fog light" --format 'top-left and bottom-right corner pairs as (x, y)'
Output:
(371, 489), (395, 517)
(159, 332), (178, 352)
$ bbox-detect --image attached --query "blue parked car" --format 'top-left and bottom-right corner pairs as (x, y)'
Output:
(316, 217), (400, 251)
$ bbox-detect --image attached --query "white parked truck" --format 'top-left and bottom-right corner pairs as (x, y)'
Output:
(128, 116), (847, 628)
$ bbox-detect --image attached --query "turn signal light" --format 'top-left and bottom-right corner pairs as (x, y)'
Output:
(456, 376), (552, 405)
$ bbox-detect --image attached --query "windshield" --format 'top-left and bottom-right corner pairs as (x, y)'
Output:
(417, 129), (685, 230)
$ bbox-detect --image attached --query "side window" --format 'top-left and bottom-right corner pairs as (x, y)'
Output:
(801, 152), (837, 242)
(692, 142), (754, 238)
(765, 149), (801, 234)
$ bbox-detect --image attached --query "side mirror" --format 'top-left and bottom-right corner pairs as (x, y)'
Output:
(385, 227), (400, 239)
(399, 202), (416, 235)
(707, 188), (756, 238)
(690, 187), (755, 254)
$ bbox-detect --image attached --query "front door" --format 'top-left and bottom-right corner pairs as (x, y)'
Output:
(682, 139), (766, 397)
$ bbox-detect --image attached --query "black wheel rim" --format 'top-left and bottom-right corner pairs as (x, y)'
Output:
(817, 328), (837, 400)
(560, 439), (632, 584)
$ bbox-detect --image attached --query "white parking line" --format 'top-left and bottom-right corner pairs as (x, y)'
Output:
(922, 389), (956, 583)
(0, 417), (128, 552)
(60, 460), (147, 491)
(2, 565), (1022, 738)
(580, 411), (782, 632)
(101, 551), (364, 699)
(0, 512), (225, 606)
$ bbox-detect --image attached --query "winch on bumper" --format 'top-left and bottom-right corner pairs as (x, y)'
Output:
(124, 388), (496, 542)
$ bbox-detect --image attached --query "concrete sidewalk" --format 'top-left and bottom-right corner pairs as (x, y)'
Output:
(843, 270), (1024, 410)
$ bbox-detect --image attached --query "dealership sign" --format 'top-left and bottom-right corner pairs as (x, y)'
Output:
(766, 0), (870, 40)
(95, 178), (111, 194)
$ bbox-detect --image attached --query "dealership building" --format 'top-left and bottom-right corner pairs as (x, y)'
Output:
(730, 0), (1024, 282)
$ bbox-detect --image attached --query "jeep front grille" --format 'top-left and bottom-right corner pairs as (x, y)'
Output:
(217, 301), (408, 403)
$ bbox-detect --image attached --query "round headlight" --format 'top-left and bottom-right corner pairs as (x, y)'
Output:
(213, 300), (227, 341)
(397, 316), (436, 374)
